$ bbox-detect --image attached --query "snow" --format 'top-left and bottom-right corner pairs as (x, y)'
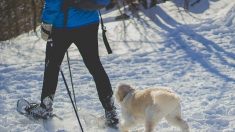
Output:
(1, 0), (235, 131)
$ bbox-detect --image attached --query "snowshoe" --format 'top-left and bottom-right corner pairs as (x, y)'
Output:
(17, 99), (55, 120)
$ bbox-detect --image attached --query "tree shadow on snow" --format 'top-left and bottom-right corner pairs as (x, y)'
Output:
(140, 6), (235, 82)
(101, 0), (235, 82)
(101, 0), (211, 49)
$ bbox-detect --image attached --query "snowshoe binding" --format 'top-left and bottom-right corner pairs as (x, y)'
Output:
(17, 98), (54, 120)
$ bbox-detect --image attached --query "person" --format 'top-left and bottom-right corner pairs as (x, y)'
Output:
(28, 0), (119, 128)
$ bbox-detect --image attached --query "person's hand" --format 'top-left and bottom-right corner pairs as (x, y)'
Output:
(41, 23), (52, 41)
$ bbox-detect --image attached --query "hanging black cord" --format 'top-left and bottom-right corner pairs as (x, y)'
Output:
(98, 10), (112, 54)
(60, 69), (84, 132)
(66, 51), (78, 111)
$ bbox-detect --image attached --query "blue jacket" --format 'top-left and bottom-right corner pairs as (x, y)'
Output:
(42, 0), (110, 28)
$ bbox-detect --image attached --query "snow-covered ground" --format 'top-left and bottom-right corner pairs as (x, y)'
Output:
(0, 0), (235, 131)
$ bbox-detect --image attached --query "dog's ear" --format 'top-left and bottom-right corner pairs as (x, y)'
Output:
(115, 84), (133, 103)
(115, 90), (121, 103)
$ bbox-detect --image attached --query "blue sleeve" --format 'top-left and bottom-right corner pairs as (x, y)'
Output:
(96, 0), (110, 6)
(41, 0), (63, 24)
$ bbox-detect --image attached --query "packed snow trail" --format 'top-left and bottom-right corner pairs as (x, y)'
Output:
(0, 0), (235, 131)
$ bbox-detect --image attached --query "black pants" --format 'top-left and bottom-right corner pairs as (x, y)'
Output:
(41, 23), (113, 111)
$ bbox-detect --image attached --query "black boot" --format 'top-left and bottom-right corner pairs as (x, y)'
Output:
(102, 96), (119, 129)
(105, 107), (119, 129)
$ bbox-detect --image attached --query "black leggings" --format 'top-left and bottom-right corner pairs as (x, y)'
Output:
(41, 23), (113, 110)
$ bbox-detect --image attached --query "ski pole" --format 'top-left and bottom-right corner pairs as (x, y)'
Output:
(66, 51), (78, 111)
(60, 69), (84, 132)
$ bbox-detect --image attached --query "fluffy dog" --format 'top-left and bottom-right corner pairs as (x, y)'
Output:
(115, 84), (189, 132)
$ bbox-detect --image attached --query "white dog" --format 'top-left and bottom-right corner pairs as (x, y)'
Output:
(115, 84), (189, 132)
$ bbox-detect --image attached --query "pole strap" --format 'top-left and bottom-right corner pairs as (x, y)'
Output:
(98, 10), (112, 54)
